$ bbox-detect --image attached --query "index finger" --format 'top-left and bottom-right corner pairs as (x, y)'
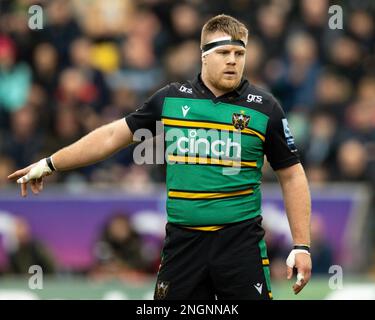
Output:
(21, 182), (28, 197)
(8, 165), (33, 181)
(287, 266), (293, 279)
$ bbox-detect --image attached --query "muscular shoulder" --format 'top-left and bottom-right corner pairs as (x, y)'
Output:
(241, 83), (279, 116)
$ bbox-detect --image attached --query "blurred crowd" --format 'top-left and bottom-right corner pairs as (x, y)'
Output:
(0, 211), (56, 274)
(0, 208), (334, 280)
(0, 0), (375, 278)
(0, 0), (374, 188)
(0, 210), (162, 280)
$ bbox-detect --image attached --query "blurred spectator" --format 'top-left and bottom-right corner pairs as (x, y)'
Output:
(1, 106), (43, 168)
(335, 139), (371, 183)
(107, 35), (164, 97)
(164, 40), (200, 83)
(72, 0), (134, 38)
(0, 214), (56, 275)
(344, 100), (375, 143)
(303, 111), (338, 172)
(32, 43), (59, 95)
(357, 77), (375, 101)
(169, 2), (201, 45)
(40, 0), (82, 68)
(309, 215), (334, 274)
(55, 68), (98, 109)
(328, 36), (363, 85)
(103, 86), (139, 121)
(300, 0), (328, 30)
(91, 214), (150, 280)
(0, 1), (36, 65)
(267, 32), (321, 112)
(128, 9), (168, 59)
(69, 37), (110, 112)
(47, 107), (82, 152)
(314, 70), (352, 121)
(297, 0), (334, 61)
(0, 36), (31, 113)
(347, 10), (374, 54)
(27, 83), (51, 131)
(256, 5), (287, 60)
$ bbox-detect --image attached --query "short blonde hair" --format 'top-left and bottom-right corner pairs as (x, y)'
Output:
(201, 14), (248, 48)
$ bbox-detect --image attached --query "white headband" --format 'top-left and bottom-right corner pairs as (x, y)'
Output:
(201, 36), (246, 57)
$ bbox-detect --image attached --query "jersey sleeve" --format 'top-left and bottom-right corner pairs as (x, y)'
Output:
(263, 99), (300, 170)
(125, 85), (170, 136)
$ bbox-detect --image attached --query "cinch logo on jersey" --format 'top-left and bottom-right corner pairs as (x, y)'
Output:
(174, 129), (242, 158)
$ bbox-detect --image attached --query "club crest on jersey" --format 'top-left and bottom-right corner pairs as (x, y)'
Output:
(232, 113), (250, 131)
(154, 281), (169, 300)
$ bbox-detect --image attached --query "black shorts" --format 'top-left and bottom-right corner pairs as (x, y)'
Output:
(154, 216), (273, 300)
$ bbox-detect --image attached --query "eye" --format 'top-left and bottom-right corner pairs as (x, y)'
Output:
(217, 50), (229, 55)
(236, 51), (245, 56)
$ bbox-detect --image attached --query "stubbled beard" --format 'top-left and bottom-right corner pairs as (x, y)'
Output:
(211, 76), (240, 92)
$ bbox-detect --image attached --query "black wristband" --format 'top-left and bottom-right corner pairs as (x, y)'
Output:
(293, 245), (310, 253)
(46, 157), (56, 171)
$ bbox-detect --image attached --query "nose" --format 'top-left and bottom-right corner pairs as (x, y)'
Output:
(227, 52), (236, 65)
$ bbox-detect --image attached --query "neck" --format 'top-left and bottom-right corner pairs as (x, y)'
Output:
(201, 70), (229, 97)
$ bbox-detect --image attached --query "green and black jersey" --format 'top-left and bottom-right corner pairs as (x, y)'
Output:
(125, 74), (299, 227)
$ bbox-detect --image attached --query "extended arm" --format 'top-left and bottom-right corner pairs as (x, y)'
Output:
(8, 84), (168, 196)
(51, 119), (133, 171)
(8, 119), (134, 196)
(275, 163), (312, 294)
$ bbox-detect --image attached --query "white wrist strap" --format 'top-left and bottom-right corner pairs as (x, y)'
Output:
(286, 249), (310, 268)
(286, 249), (310, 286)
(17, 158), (52, 184)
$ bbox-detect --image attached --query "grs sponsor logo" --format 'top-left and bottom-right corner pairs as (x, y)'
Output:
(247, 94), (263, 104)
(179, 85), (193, 94)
